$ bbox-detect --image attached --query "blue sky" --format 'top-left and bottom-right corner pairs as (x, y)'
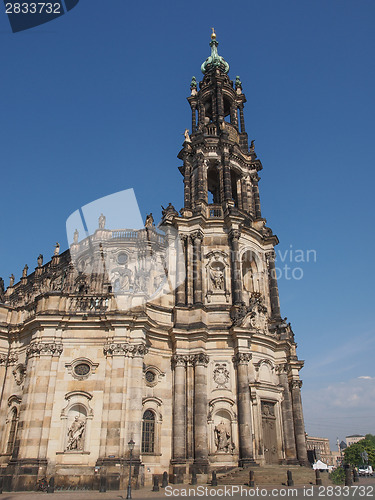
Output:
(1, 0), (374, 447)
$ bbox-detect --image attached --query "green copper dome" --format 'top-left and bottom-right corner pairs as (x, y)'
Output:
(201, 29), (229, 75)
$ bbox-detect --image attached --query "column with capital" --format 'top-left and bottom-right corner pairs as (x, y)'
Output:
(276, 364), (298, 463)
(266, 251), (281, 319)
(291, 379), (309, 465)
(233, 352), (256, 466)
(11, 342), (63, 488)
(193, 353), (209, 472)
(124, 344), (148, 462)
(171, 355), (187, 468)
(229, 230), (243, 305)
(191, 231), (203, 305)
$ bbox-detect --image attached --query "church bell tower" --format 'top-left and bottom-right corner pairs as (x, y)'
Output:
(169, 30), (308, 474)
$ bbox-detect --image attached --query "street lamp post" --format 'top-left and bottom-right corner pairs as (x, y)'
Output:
(126, 439), (135, 499)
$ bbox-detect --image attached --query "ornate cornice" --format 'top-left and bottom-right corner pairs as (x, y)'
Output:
(232, 352), (252, 367)
(103, 343), (148, 358)
(26, 342), (63, 358)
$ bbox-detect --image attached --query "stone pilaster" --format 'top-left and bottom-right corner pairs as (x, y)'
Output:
(103, 343), (148, 462)
(171, 355), (186, 466)
(11, 342), (63, 489)
(186, 236), (194, 306)
(186, 357), (195, 460)
(290, 379), (309, 465)
(191, 231), (203, 305)
(266, 251), (281, 319)
(176, 235), (187, 306)
(233, 352), (256, 467)
(276, 364), (298, 463)
(192, 353), (209, 472)
(229, 230), (243, 305)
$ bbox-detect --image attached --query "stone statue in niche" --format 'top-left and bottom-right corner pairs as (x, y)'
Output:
(205, 251), (229, 302)
(210, 267), (224, 290)
(214, 421), (232, 453)
(66, 416), (86, 451)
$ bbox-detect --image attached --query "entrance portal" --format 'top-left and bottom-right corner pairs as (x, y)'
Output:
(261, 401), (278, 464)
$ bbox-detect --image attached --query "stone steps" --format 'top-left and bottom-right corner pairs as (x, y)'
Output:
(217, 465), (331, 486)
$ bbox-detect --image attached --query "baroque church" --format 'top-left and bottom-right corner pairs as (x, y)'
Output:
(0, 31), (308, 491)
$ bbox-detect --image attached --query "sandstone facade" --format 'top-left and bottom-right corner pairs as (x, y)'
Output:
(0, 32), (308, 491)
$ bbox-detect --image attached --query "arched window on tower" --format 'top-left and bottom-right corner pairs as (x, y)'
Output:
(223, 96), (231, 123)
(6, 407), (18, 455)
(141, 410), (155, 453)
(207, 165), (221, 205)
(230, 170), (241, 208)
(242, 251), (260, 294)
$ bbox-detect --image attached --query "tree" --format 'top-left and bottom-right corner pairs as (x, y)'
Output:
(344, 438), (375, 467)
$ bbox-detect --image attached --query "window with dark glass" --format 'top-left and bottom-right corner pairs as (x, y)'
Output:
(141, 410), (155, 453)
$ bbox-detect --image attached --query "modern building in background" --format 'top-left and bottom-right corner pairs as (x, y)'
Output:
(0, 32), (308, 491)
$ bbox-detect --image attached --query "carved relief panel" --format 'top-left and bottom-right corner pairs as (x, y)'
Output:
(213, 363), (230, 389)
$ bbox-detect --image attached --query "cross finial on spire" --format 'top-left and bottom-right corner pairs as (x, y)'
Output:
(211, 27), (216, 40)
